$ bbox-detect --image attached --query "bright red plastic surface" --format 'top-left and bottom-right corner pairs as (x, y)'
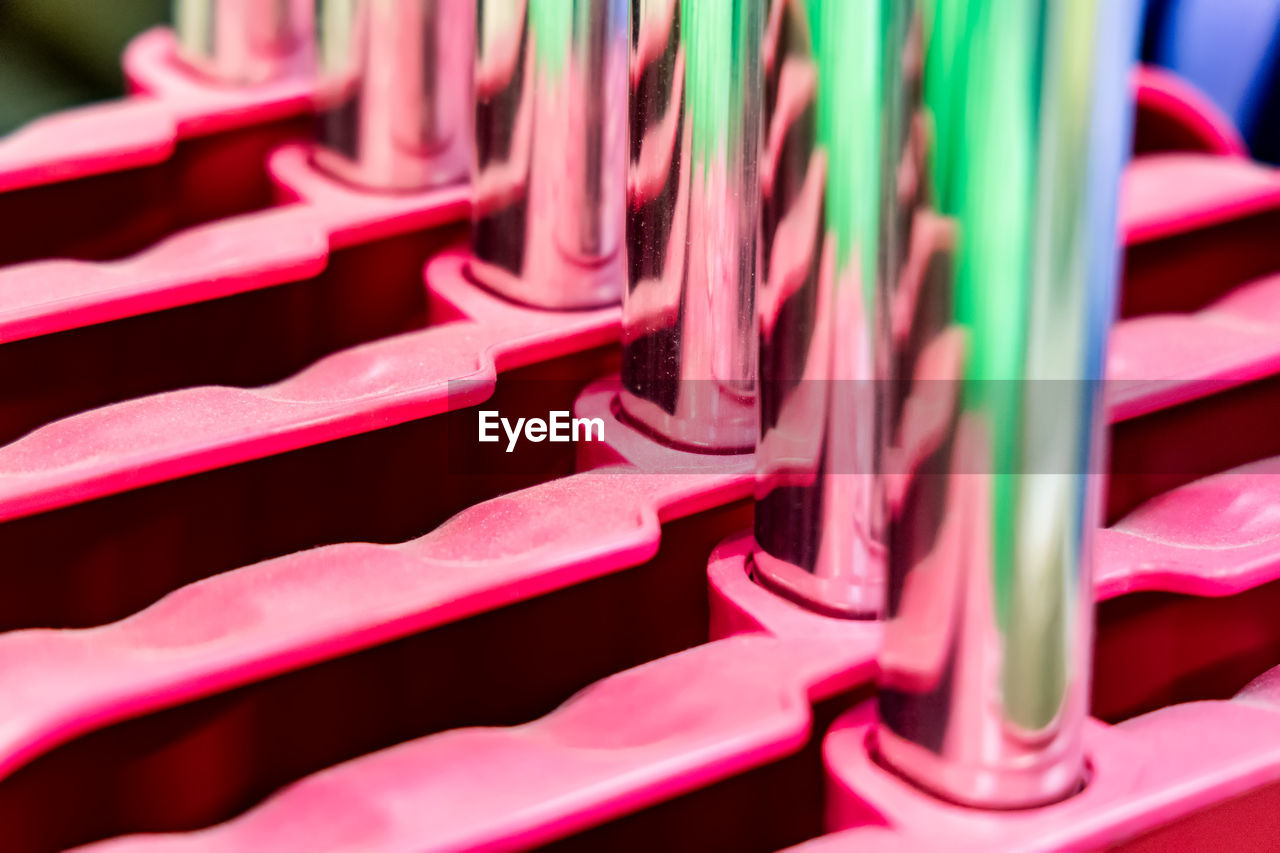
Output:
(81, 634), (858, 853)
(0, 252), (616, 524)
(63, 455), (1280, 851)
(1133, 65), (1250, 157)
(0, 468), (750, 778)
(0, 29), (314, 194)
(0, 146), (467, 343)
(0, 57), (1276, 852)
(806, 691), (1280, 853)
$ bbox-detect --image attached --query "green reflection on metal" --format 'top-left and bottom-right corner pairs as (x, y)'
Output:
(801, 0), (892, 299)
(682, 0), (755, 173)
(917, 0), (1105, 730)
(530, 0), (571, 79)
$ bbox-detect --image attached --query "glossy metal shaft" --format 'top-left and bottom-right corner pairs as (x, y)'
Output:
(314, 0), (475, 191)
(469, 0), (628, 309)
(619, 0), (763, 450)
(174, 0), (313, 84)
(875, 0), (1139, 808)
(751, 0), (893, 616)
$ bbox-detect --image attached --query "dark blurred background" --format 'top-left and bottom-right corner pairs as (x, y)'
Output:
(0, 0), (168, 133)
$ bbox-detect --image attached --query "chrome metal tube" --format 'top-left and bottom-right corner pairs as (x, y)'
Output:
(751, 0), (894, 616)
(173, 0), (313, 85)
(469, 0), (628, 309)
(875, 0), (1139, 808)
(618, 0), (763, 450)
(314, 0), (475, 191)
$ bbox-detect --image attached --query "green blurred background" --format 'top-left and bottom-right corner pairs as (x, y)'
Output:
(0, 0), (169, 133)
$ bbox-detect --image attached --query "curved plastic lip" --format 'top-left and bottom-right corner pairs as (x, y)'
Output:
(1121, 153), (1280, 246)
(813, 694), (1280, 853)
(0, 142), (472, 346)
(88, 525), (1264, 853)
(1107, 275), (1280, 421)
(572, 376), (757, 476)
(715, 536), (1280, 851)
(2, 454), (1278, 841)
(0, 28), (317, 196)
(1133, 65), (1250, 158)
(0, 467), (748, 786)
(66, 633), (862, 853)
(0, 248), (618, 528)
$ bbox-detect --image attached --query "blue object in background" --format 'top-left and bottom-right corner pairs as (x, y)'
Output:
(1145, 0), (1280, 161)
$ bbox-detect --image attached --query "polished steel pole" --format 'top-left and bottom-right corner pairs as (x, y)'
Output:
(619, 0), (764, 450)
(469, 0), (629, 308)
(173, 0), (314, 84)
(314, 0), (475, 191)
(875, 0), (1139, 808)
(751, 0), (896, 616)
